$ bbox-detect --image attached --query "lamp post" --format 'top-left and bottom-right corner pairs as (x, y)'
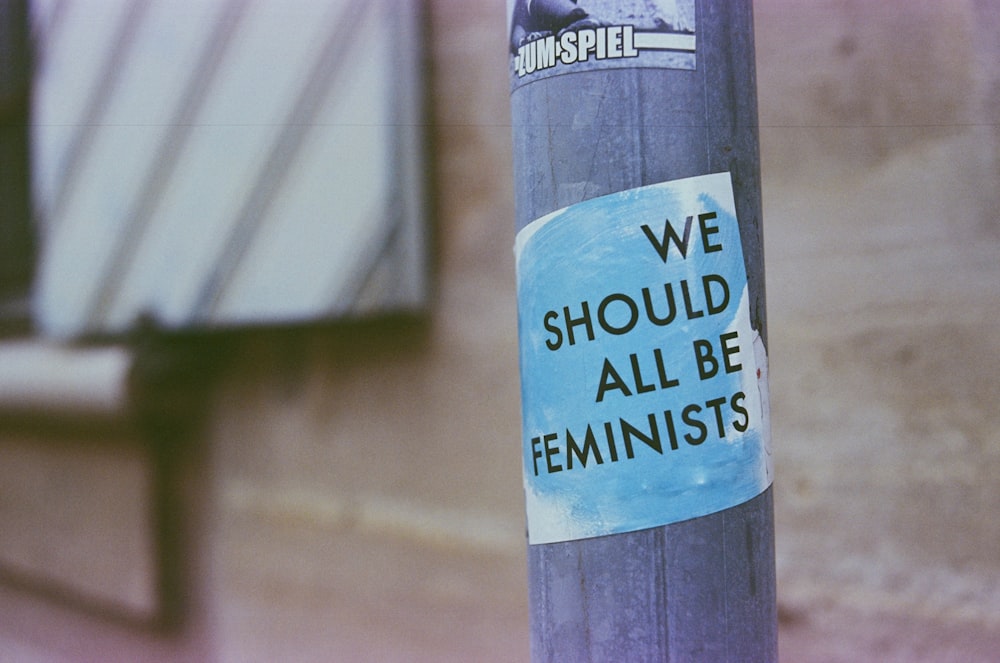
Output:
(508, 2), (776, 660)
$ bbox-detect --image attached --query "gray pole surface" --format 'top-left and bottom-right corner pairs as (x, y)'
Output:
(509, 2), (776, 660)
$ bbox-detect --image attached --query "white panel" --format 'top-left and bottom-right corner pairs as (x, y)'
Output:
(216, 2), (392, 320)
(109, 0), (353, 327)
(30, 0), (133, 221)
(32, 0), (427, 337)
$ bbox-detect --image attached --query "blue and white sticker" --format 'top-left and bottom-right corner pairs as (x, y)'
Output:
(516, 172), (772, 545)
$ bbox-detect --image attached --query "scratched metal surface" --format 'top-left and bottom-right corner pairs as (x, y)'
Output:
(510, 1), (777, 660)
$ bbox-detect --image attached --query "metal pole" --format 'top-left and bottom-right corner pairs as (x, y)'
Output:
(508, 2), (775, 660)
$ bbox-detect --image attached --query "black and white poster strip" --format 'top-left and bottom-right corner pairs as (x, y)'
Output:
(510, 0), (696, 86)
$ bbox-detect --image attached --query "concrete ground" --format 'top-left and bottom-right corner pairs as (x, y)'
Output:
(2, 0), (1000, 661)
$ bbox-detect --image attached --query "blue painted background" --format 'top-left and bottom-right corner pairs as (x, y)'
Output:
(516, 173), (771, 544)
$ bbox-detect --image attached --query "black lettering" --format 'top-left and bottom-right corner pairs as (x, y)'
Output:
(566, 425), (604, 469)
(683, 404), (708, 445)
(531, 436), (544, 476)
(564, 301), (595, 346)
(597, 293), (639, 335)
(680, 279), (704, 319)
(705, 396), (728, 438)
(693, 339), (719, 380)
(596, 357), (632, 402)
(653, 347), (680, 389)
(662, 409), (680, 450)
(530, 391), (752, 476)
(641, 283), (678, 325)
(544, 433), (562, 473)
(731, 391), (749, 432)
(621, 413), (662, 455)
(699, 212), (722, 253)
(641, 217), (693, 262)
(604, 421), (620, 462)
(543, 310), (563, 351)
(629, 353), (656, 394)
(721, 331), (742, 373)
(703, 274), (730, 314)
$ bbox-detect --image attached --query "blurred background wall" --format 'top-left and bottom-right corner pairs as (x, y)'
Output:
(1, 1), (999, 661)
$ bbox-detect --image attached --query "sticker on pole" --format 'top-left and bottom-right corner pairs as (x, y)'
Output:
(516, 172), (772, 545)
(507, 0), (696, 89)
